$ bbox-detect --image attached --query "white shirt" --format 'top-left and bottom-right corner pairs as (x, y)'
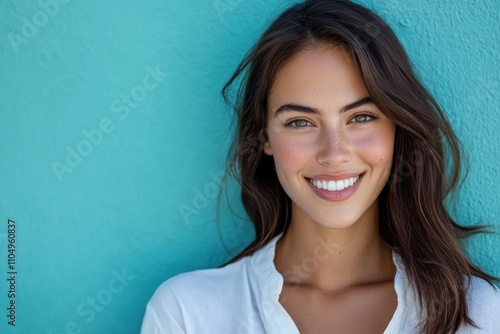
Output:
(141, 234), (500, 333)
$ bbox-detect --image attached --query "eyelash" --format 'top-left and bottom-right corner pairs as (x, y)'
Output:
(284, 117), (313, 129)
(284, 112), (379, 129)
(350, 112), (379, 124)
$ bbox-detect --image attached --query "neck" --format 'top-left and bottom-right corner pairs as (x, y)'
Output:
(274, 203), (395, 292)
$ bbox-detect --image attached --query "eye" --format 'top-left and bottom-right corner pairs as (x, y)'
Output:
(350, 113), (377, 123)
(286, 119), (313, 128)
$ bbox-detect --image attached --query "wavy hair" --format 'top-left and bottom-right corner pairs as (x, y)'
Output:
(220, 1), (497, 333)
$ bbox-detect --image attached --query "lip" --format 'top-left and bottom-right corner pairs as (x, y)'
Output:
(306, 173), (364, 202)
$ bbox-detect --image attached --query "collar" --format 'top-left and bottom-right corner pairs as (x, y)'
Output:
(248, 233), (420, 333)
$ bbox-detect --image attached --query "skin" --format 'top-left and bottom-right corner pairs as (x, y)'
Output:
(263, 44), (398, 333)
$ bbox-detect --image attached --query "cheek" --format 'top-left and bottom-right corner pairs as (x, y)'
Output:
(269, 135), (316, 171)
(354, 130), (395, 171)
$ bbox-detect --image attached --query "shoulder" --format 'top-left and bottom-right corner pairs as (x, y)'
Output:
(466, 276), (500, 331)
(153, 257), (251, 304)
(141, 235), (282, 333)
(141, 257), (253, 333)
(467, 276), (500, 307)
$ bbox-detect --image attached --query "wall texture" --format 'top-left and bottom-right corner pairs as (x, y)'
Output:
(0, 0), (498, 333)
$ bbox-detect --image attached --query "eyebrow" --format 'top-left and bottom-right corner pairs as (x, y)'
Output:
(273, 97), (374, 117)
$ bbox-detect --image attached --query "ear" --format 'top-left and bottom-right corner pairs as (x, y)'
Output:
(263, 141), (272, 156)
(259, 129), (273, 156)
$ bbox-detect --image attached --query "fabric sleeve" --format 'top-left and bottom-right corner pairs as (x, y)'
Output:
(140, 303), (186, 334)
(481, 284), (500, 330)
(467, 278), (500, 332)
(140, 277), (190, 334)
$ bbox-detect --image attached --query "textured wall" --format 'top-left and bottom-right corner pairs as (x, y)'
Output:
(0, 0), (498, 333)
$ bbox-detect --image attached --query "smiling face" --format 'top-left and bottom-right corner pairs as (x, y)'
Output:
(263, 45), (396, 230)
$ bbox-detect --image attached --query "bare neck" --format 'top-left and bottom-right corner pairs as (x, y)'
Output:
(274, 206), (395, 292)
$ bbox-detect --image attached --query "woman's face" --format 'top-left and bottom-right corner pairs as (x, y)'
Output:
(263, 45), (396, 230)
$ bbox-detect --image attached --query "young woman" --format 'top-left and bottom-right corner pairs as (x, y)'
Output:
(141, 1), (500, 333)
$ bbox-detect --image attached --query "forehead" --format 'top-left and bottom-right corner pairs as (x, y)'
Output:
(267, 45), (369, 112)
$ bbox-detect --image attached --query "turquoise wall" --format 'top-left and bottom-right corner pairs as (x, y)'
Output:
(0, 0), (498, 333)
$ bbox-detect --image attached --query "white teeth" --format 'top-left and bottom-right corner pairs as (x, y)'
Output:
(310, 176), (360, 192)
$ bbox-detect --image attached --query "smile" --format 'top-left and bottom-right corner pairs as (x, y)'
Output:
(309, 175), (360, 192)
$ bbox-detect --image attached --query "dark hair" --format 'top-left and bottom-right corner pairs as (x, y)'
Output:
(220, 0), (497, 333)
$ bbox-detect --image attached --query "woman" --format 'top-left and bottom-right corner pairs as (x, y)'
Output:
(141, 0), (500, 333)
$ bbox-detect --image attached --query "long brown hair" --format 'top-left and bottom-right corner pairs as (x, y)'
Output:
(220, 0), (497, 333)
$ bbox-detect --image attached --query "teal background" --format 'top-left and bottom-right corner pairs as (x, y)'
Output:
(0, 0), (498, 333)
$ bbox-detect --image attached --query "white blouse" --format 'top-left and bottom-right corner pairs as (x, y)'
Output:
(141, 234), (500, 333)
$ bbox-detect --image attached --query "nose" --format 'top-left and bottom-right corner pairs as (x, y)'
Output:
(316, 127), (351, 166)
